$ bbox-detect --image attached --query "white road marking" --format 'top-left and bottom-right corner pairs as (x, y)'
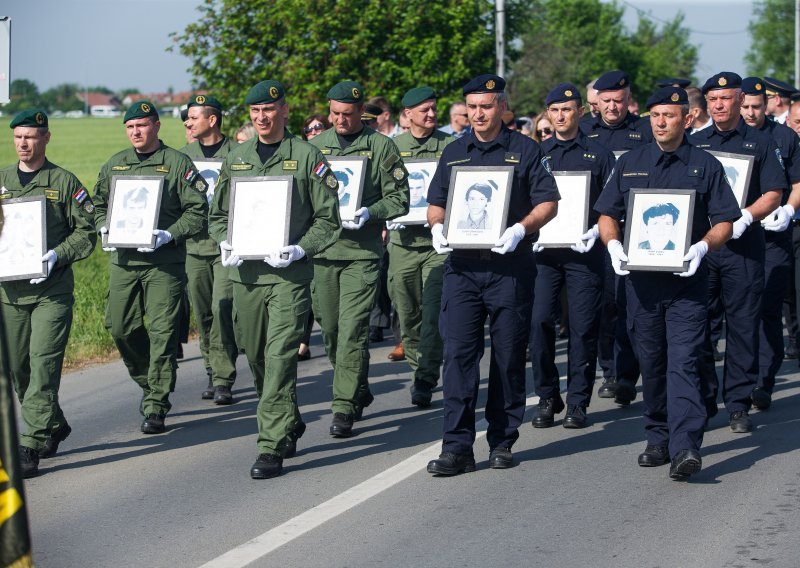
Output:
(199, 394), (540, 568)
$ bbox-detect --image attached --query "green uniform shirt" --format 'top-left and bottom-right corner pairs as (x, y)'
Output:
(180, 136), (238, 257)
(93, 141), (209, 266)
(208, 130), (342, 285)
(311, 126), (409, 260)
(392, 130), (454, 248)
(0, 159), (96, 305)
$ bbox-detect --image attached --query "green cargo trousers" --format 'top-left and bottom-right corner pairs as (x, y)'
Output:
(233, 280), (308, 456)
(185, 253), (239, 386)
(387, 243), (445, 386)
(0, 295), (72, 451)
(311, 259), (379, 415)
(105, 262), (185, 417)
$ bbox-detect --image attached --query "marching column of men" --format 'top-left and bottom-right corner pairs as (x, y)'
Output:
(5, 68), (800, 482)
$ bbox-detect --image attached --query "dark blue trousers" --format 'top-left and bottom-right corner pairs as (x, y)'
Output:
(614, 272), (640, 387)
(530, 246), (602, 407)
(759, 230), (792, 393)
(440, 252), (535, 454)
(597, 252), (616, 380)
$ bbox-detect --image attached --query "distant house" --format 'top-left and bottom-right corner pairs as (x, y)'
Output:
(123, 91), (204, 116)
(76, 92), (122, 117)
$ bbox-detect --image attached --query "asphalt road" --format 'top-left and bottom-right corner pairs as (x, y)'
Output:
(18, 328), (800, 568)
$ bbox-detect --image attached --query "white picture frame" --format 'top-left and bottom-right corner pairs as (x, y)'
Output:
(327, 156), (367, 223)
(393, 159), (437, 225)
(443, 166), (514, 248)
(227, 176), (292, 260)
(192, 158), (223, 206)
(0, 195), (47, 281)
(707, 150), (754, 208)
(104, 176), (164, 249)
(536, 171), (591, 248)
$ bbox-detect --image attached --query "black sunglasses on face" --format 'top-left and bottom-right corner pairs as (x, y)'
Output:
(537, 128), (552, 136)
(303, 123), (325, 134)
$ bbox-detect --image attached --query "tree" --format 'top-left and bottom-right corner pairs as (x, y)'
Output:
(171, 0), (531, 132)
(746, 0), (795, 83)
(41, 83), (85, 112)
(2, 78), (41, 113)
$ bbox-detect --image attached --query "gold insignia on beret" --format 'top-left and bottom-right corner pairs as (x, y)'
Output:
(718, 77), (727, 87)
(195, 95), (206, 104)
(486, 80), (496, 90)
(756, 83), (762, 90)
(35, 112), (44, 125)
(671, 93), (679, 102)
(269, 86), (279, 99)
(619, 79), (626, 87)
(352, 87), (360, 99)
(392, 167), (405, 181)
(565, 89), (573, 97)
(141, 103), (151, 113)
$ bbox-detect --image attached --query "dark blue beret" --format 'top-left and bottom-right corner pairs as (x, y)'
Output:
(462, 74), (505, 96)
(741, 77), (766, 96)
(545, 82), (582, 106)
(645, 86), (688, 109)
(701, 72), (742, 94)
(656, 78), (691, 89)
(595, 70), (630, 91)
(762, 76), (798, 97)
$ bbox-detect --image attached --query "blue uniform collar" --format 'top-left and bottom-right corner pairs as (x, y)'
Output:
(591, 112), (637, 131)
(648, 136), (692, 167)
(465, 125), (511, 151)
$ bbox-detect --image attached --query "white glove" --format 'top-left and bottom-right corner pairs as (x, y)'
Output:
(137, 230), (173, 253)
(607, 239), (630, 276)
(532, 242), (544, 253)
(571, 224), (599, 253)
(675, 240), (709, 277)
(732, 209), (753, 239)
(99, 226), (116, 252)
(491, 223), (526, 254)
(342, 207), (370, 230)
(386, 220), (406, 231)
(431, 223), (452, 254)
(30, 250), (57, 284)
(220, 240), (243, 267)
(265, 245), (305, 268)
(763, 204), (794, 232)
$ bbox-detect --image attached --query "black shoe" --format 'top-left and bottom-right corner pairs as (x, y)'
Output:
(427, 452), (476, 476)
(669, 449), (702, 480)
(19, 446), (40, 479)
(563, 405), (588, 429)
(712, 343), (723, 362)
(729, 410), (752, 433)
(531, 397), (565, 428)
(213, 385), (233, 405)
(297, 349), (311, 361)
(614, 381), (636, 406)
(141, 414), (166, 434)
(353, 390), (375, 421)
(250, 453), (283, 479)
(40, 422), (72, 459)
(598, 377), (617, 398)
(201, 370), (214, 400)
(638, 444), (669, 467)
(284, 421), (307, 458)
(177, 343), (185, 360)
(785, 341), (797, 360)
(488, 447), (514, 469)
(410, 380), (434, 407)
(751, 387), (772, 411)
(330, 413), (354, 438)
(368, 326), (384, 343)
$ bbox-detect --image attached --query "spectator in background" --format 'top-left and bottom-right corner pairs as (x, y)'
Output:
(687, 87), (712, 134)
(235, 122), (257, 143)
(302, 114), (331, 141)
(369, 96), (403, 138)
(532, 113), (554, 143)
(503, 110), (517, 130)
(439, 101), (471, 139)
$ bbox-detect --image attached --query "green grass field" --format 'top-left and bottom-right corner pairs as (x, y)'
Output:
(0, 116), (191, 367)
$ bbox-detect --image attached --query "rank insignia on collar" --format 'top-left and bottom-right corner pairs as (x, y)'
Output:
(504, 152), (520, 164)
(283, 160), (298, 171)
(45, 189), (59, 200)
(156, 166), (170, 173)
(628, 132), (641, 140)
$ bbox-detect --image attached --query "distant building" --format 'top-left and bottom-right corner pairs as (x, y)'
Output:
(76, 92), (122, 117)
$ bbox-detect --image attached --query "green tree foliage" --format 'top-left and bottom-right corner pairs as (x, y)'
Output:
(3, 79), (41, 113)
(745, 0), (795, 83)
(508, 0), (697, 114)
(41, 84), (85, 113)
(171, 0), (531, 132)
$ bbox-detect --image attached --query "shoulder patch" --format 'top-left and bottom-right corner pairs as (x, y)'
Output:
(283, 160), (298, 171)
(381, 153), (399, 171)
(504, 152), (520, 164)
(45, 189), (60, 201)
(183, 169), (197, 183)
(111, 165), (131, 171)
(541, 156), (553, 175)
(313, 160), (330, 179)
(84, 202), (95, 214)
(775, 147), (785, 169)
(325, 172), (338, 190)
(195, 177), (208, 193)
(392, 166), (407, 182)
(73, 187), (89, 204)
(156, 166), (170, 173)
(230, 163), (254, 171)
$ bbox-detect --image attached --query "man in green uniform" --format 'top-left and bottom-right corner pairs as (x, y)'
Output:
(0, 110), (96, 478)
(209, 80), (341, 479)
(310, 81), (409, 437)
(93, 101), (208, 435)
(180, 94), (239, 404)
(388, 87), (454, 407)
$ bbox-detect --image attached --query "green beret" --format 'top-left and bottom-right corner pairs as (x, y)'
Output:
(327, 80), (365, 104)
(245, 80), (285, 105)
(123, 100), (159, 123)
(10, 109), (48, 129)
(187, 94), (222, 110)
(401, 86), (436, 109)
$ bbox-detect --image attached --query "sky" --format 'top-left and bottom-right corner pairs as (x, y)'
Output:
(3, 0), (757, 95)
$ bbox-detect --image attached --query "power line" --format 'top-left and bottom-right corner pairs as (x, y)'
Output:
(619, 0), (749, 36)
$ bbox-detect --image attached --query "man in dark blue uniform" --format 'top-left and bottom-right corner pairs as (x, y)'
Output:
(596, 86), (741, 480)
(530, 83), (615, 429)
(691, 72), (787, 433)
(740, 76), (800, 410)
(425, 74), (559, 475)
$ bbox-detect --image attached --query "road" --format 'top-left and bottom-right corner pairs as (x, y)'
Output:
(19, 328), (800, 568)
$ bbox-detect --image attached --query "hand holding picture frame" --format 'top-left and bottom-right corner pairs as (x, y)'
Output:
(392, 159), (437, 225)
(536, 170), (591, 248)
(103, 175), (164, 249)
(707, 150), (754, 208)
(326, 156), (367, 223)
(226, 175), (293, 261)
(0, 195), (47, 282)
(622, 188), (696, 272)
(443, 166), (514, 248)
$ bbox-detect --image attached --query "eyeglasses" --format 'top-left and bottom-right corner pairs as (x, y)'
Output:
(536, 128), (552, 136)
(303, 123), (325, 134)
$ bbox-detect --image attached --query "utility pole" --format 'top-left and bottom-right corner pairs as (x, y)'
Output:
(496, 0), (505, 78)
(795, 0), (799, 88)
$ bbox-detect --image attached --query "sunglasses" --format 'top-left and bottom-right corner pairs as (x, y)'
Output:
(303, 123), (325, 134)
(537, 128), (553, 136)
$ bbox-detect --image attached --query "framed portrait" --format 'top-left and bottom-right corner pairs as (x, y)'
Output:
(443, 166), (514, 248)
(536, 171), (591, 248)
(707, 150), (754, 208)
(192, 158), (223, 205)
(327, 156), (367, 223)
(226, 176), (292, 260)
(622, 189), (696, 272)
(0, 195), (47, 282)
(104, 175), (164, 249)
(392, 159), (437, 225)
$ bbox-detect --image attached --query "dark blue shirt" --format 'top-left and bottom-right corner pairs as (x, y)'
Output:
(429, 127), (560, 252)
(761, 119), (800, 186)
(540, 133), (615, 226)
(579, 113), (653, 153)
